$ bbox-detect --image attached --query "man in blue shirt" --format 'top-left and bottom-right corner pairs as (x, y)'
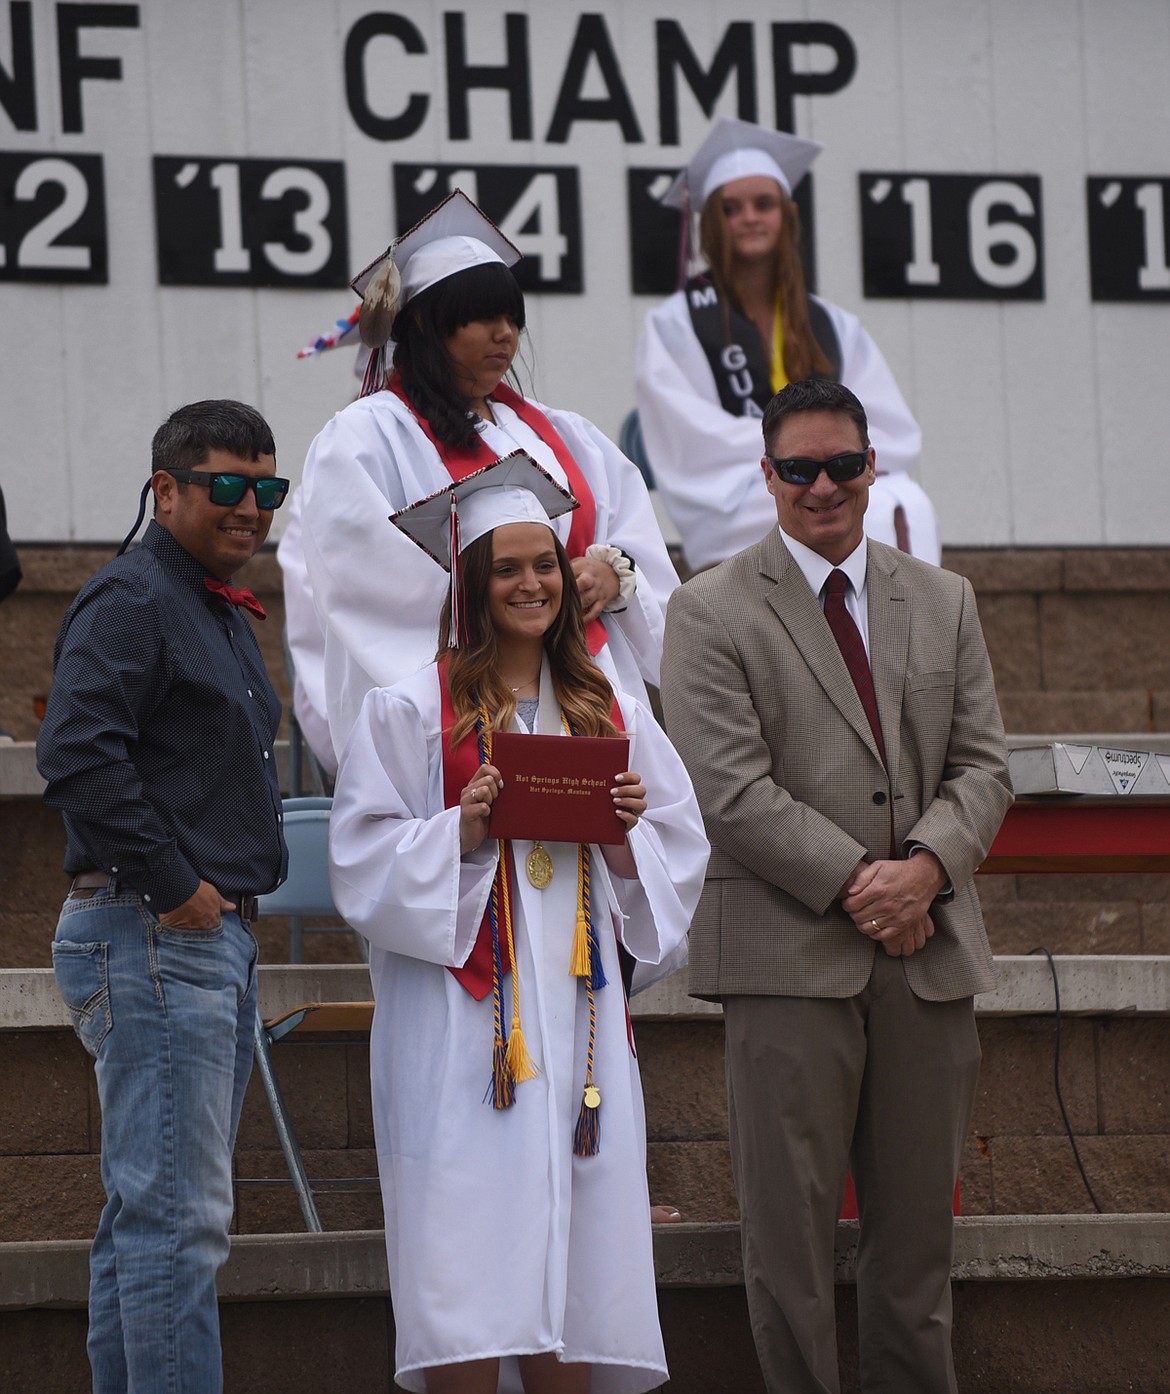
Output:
(38, 399), (290, 1394)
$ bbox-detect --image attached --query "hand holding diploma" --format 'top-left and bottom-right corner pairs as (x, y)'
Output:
(460, 762), (503, 853)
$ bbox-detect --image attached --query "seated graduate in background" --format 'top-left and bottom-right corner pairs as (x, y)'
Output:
(636, 117), (940, 571)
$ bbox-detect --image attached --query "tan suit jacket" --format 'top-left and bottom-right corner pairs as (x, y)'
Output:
(661, 531), (1012, 1003)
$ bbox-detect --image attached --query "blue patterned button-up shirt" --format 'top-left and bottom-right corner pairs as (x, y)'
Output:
(37, 521), (287, 911)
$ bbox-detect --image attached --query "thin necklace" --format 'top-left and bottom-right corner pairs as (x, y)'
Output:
(508, 672), (541, 693)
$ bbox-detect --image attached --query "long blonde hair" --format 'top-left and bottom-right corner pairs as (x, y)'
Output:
(438, 529), (619, 747)
(698, 182), (831, 382)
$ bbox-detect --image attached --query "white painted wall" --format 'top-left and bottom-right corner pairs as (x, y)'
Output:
(1, 0), (1168, 547)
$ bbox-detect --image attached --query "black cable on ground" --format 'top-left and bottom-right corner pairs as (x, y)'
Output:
(1028, 945), (1102, 1214)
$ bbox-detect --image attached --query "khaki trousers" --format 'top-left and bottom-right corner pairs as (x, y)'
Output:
(723, 953), (981, 1394)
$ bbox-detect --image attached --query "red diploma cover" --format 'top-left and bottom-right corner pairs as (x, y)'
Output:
(489, 733), (631, 846)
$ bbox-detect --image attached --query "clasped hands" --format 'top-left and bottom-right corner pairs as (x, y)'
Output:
(459, 762), (647, 855)
(839, 851), (948, 958)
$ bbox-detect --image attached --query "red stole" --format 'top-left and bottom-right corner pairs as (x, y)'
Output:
(387, 373), (606, 656)
(438, 660), (625, 1000)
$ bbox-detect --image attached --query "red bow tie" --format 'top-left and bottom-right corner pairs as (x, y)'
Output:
(204, 576), (266, 620)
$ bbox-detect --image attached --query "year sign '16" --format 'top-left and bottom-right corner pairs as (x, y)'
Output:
(861, 172), (1044, 300)
(153, 157), (349, 288)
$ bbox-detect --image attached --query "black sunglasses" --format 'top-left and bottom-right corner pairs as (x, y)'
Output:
(166, 468), (290, 510)
(765, 451), (870, 486)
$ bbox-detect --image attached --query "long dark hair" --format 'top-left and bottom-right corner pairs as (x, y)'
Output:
(438, 528), (619, 746)
(392, 262), (527, 450)
(699, 183), (831, 382)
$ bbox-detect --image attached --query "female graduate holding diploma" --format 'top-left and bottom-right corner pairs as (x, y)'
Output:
(635, 117), (940, 571)
(329, 456), (708, 1394)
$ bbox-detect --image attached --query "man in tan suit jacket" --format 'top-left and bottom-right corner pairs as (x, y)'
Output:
(660, 378), (1012, 1394)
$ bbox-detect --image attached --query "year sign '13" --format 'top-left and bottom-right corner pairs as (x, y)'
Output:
(153, 157), (349, 288)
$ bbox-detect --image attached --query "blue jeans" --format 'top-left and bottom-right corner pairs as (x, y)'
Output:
(52, 884), (258, 1394)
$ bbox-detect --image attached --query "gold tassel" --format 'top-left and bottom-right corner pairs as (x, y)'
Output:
(570, 909), (592, 977)
(506, 1023), (538, 1082)
(498, 830), (538, 1084)
(569, 843), (591, 976)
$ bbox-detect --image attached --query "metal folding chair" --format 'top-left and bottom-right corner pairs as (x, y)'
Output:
(250, 999), (376, 1231)
(248, 797), (376, 1230)
(260, 797), (368, 963)
(618, 408), (656, 489)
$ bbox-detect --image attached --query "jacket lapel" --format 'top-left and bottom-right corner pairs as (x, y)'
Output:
(758, 531), (882, 762)
(866, 544), (909, 778)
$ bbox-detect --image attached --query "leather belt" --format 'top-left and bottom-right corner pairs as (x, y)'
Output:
(70, 870), (114, 891)
(68, 872), (259, 924)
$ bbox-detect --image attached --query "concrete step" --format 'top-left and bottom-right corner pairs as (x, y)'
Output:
(4, 958), (1170, 1245)
(7, 1214), (1170, 1308)
(3, 1219), (1168, 1394)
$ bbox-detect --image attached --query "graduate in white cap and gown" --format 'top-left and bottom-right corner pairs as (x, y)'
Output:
(329, 455), (708, 1394)
(635, 117), (940, 571)
(294, 190), (680, 765)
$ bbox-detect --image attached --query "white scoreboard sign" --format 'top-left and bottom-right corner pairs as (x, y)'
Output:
(2, 2), (1169, 548)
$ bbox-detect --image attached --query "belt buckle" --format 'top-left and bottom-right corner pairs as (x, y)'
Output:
(235, 893), (259, 925)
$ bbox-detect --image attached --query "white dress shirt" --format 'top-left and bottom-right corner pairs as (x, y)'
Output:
(777, 528), (870, 656)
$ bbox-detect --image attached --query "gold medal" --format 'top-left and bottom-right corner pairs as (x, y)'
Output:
(526, 841), (554, 889)
(583, 1085), (601, 1110)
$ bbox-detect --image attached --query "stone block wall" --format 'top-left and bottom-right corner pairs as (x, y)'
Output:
(638, 1014), (1170, 1225)
(943, 548), (1170, 734)
(3, 543), (1169, 743)
(0, 1027), (383, 1244)
(5, 1009), (1168, 1245)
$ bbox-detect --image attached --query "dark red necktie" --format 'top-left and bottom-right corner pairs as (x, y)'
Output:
(204, 576), (266, 620)
(823, 569), (885, 768)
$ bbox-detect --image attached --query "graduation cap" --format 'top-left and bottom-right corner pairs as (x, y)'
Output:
(350, 189), (522, 393)
(391, 450), (576, 569)
(662, 117), (823, 210)
(391, 450), (577, 645)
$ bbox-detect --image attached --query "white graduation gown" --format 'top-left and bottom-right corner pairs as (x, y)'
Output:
(329, 663), (709, 1393)
(635, 290), (940, 570)
(275, 487), (339, 777)
(296, 389), (680, 760)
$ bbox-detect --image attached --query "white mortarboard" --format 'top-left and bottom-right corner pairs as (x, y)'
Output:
(390, 450), (577, 572)
(662, 118), (823, 210)
(392, 451), (577, 648)
(350, 189), (521, 305)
